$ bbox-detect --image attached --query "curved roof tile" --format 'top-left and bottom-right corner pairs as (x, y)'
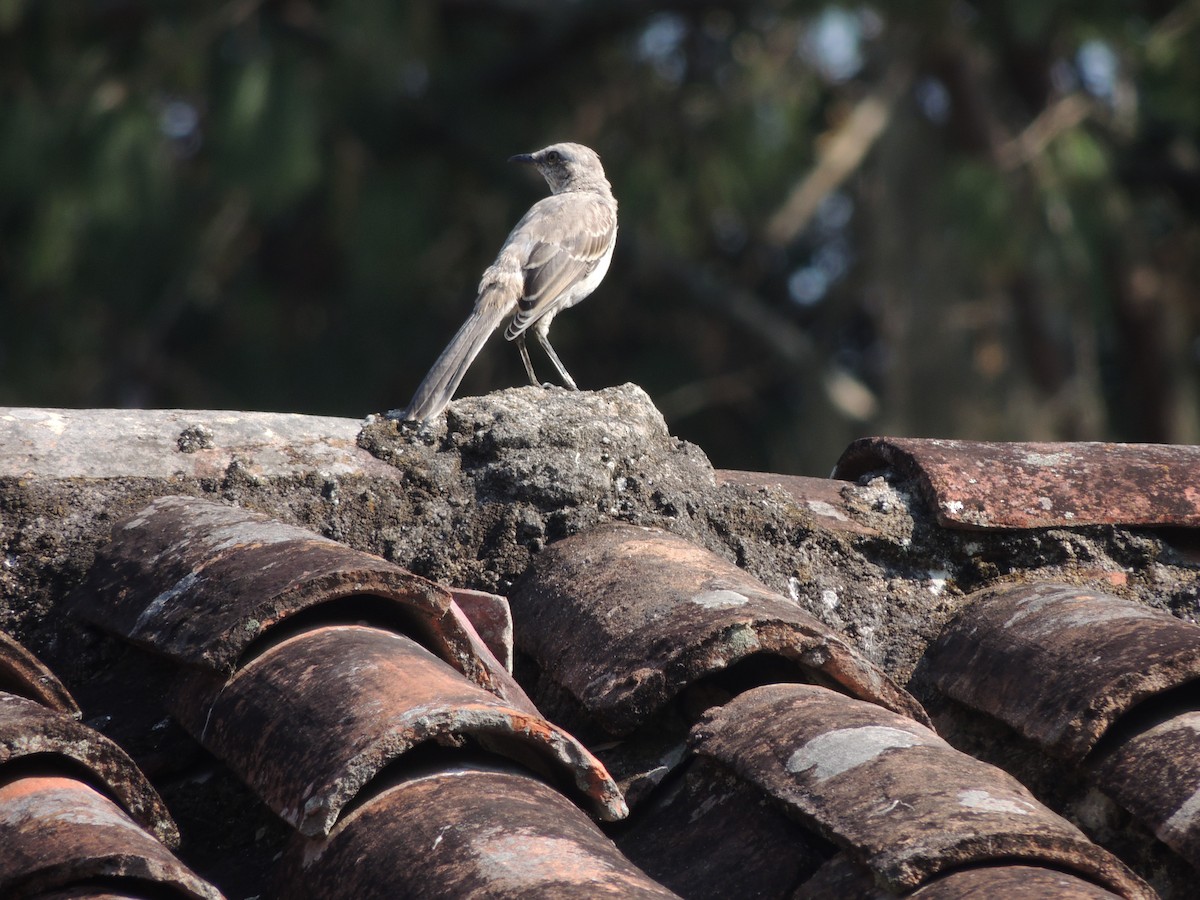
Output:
(277, 764), (675, 899)
(509, 523), (929, 736)
(74, 495), (530, 711)
(168, 624), (626, 834)
(0, 691), (177, 846)
(834, 437), (1200, 529)
(1090, 709), (1200, 871)
(0, 630), (80, 716)
(0, 775), (220, 899)
(926, 582), (1200, 761)
(692, 683), (1152, 897)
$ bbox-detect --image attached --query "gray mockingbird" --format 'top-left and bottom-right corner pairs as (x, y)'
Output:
(397, 142), (618, 422)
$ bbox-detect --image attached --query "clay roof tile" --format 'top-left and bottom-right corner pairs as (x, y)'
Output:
(834, 437), (1200, 529)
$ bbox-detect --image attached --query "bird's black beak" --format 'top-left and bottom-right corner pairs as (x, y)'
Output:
(508, 153), (536, 164)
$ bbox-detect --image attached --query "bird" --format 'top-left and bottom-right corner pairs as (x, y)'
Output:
(396, 142), (618, 423)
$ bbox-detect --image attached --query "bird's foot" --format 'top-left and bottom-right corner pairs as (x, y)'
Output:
(383, 408), (435, 434)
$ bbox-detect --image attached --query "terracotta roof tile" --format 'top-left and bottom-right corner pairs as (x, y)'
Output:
(168, 624), (626, 834)
(74, 495), (528, 710)
(509, 522), (929, 738)
(794, 855), (1128, 899)
(0, 629), (80, 716)
(449, 586), (515, 673)
(908, 864), (1128, 898)
(616, 755), (837, 897)
(0, 635), (219, 898)
(0, 775), (221, 900)
(0, 691), (177, 846)
(1091, 710), (1200, 872)
(834, 437), (1200, 528)
(925, 582), (1200, 761)
(277, 763), (678, 899)
(692, 683), (1153, 897)
(715, 469), (883, 537)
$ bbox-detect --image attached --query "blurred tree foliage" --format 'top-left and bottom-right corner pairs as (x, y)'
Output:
(2, 0), (1198, 473)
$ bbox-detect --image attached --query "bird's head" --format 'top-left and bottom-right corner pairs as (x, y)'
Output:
(509, 142), (609, 195)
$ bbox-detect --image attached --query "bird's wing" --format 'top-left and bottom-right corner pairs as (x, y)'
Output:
(504, 194), (616, 338)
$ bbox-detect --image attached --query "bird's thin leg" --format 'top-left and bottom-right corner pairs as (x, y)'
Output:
(537, 329), (579, 390)
(517, 334), (540, 386)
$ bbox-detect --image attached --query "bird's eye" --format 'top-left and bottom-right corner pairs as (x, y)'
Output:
(545, 150), (561, 163)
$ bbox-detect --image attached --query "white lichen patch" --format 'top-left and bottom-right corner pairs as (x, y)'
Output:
(472, 828), (623, 889)
(926, 570), (951, 596)
(132, 571), (200, 633)
(787, 725), (937, 781)
(691, 589), (749, 609)
(956, 788), (1035, 816)
(34, 410), (68, 436)
(1023, 451), (1072, 467)
(1162, 787), (1200, 840)
(806, 499), (849, 522)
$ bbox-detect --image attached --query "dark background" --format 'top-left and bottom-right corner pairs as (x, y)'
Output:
(2, 1), (1198, 474)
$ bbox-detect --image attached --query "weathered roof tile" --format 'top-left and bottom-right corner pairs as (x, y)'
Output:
(74, 495), (530, 710)
(169, 624), (626, 835)
(793, 855), (1125, 899)
(0, 630), (80, 716)
(1090, 709), (1200, 871)
(907, 864), (1126, 898)
(449, 587), (514, 673)
(692, 683), (1152, 897)
(833, 437), (1200, 529)
(715, 469), (883, 537)
(0, 775), (221, 900)
(616, 754), (836, 898)
(0, 691), (178, 846)
(509, 522), (929, 738)
(277, 763), (676, 899)
(925, 582), (1200, 761)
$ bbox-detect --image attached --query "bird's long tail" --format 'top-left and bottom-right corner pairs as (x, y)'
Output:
(401, 300), (508, 422)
